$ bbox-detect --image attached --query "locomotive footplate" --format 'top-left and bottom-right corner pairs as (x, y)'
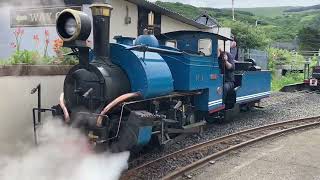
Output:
(167, 121), (206, 134)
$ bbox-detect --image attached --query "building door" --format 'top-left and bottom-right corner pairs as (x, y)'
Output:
(138, 6), (161, 35)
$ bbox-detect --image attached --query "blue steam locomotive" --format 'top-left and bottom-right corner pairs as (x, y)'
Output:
(32, 3), (271, 152)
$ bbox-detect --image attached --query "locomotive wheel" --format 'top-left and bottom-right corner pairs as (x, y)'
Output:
(110, 123), (135, 153)
(205, 112), (224, 124)
(145, 135), (165, 151)
(187, 113), (196, 125)
(110, 123), (142, 153)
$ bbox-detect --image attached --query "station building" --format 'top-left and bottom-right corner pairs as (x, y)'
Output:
(0, 0), (231, 59)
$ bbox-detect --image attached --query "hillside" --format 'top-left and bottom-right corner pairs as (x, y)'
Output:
(285, 4), (320, 12)
(155, 1), (259, 24)
(239, 4), (320, 16)
(155, 1), (320, 43)
(235, 6), (292, 17)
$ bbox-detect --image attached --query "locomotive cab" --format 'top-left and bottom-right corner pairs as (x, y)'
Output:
(158, 31), (270, 120)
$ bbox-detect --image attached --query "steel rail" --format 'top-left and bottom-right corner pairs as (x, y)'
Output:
(163, 119), (320, 179)
(122, 116), (320, 180)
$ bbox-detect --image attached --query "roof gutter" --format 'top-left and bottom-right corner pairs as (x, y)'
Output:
(125, 0), (211, 29)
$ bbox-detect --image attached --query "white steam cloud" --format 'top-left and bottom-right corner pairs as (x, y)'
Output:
(0, 118), (129, 180)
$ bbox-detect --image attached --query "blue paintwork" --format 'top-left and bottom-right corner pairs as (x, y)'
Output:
(158, 31), (223, 111)
(157, 31), (271, 112)
(236, 71), (271, 103)
(135, 35), (159, 47)
(89, 49), (94, 62)
(110, 43), (174, 98)
(107, 31), (270, 112)
(137, 126), (153, 146)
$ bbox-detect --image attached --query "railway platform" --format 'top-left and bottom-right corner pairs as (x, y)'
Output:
(187, 127), (320, 180)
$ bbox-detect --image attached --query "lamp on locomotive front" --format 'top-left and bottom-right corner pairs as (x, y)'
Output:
(56, 9), (93, 66)
(56, 9), (91, 42)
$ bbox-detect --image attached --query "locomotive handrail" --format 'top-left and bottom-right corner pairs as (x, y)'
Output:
(32, 108), (57, 145)
(126, 45), (183, 55)
(163, 55), (215, 68)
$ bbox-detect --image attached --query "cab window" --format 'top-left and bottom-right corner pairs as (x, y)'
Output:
(165, 40), (177, 48)
(198, 39), (212, 56)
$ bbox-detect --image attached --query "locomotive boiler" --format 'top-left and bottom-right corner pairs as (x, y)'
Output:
(32, 3), (271, 152)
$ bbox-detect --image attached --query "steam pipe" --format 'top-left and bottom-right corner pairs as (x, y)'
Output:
(96, 92), (141, 127)
(59, 93), (70, 122)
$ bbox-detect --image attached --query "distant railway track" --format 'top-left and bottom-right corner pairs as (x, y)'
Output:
(121, 116), (320, 180)
(296, 89), (320, 94)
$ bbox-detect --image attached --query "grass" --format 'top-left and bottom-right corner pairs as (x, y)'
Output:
(0, 59), (10, 65)
(235, 6), (292, 17)
(271, 73), (305, 91)
(299, 13), (319, 22)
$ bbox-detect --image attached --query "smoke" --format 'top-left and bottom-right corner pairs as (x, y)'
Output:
(0, 118), (129, 180)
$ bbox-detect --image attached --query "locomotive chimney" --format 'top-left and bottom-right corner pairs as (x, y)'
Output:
(90, 3), (112, 59)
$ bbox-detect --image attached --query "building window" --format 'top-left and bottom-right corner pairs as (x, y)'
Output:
(165, 40), (177, 48)
(198, 39), (212, 56)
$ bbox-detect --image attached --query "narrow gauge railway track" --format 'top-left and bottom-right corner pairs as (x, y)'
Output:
(121, 116), (320, 180)
(296, 90), (320, 94)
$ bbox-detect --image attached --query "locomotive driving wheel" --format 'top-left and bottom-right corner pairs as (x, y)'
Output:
(109, 123), (142, 153)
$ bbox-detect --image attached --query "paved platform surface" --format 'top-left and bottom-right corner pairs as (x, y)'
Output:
(189, 127), (320, 180)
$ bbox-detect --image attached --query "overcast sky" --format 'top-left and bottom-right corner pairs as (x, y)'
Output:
(148, 0), (320, 8)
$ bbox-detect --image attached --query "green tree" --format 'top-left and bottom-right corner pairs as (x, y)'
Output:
(222, 20), (270, 49)
(298, 16), (320, 51)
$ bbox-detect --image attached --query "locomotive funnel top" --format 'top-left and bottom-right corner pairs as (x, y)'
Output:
(90, 3), (113, 59)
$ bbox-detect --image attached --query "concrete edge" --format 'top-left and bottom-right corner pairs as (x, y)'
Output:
(0, 65), (72, 76)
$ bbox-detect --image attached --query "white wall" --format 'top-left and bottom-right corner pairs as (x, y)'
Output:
(0, 1), (139, 59)
(0, 6), (59, 60)
(161, 15), (198, 33)
(213, 27), (232, 53)
(109, 0), (138, 42)
(0, 76), (65, 156)
(1, 0), (227, 59)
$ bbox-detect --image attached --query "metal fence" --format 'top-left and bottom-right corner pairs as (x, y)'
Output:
(239, 49), (269, 70)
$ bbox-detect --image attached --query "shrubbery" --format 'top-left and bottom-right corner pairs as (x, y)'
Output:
(9, 50), (38, 65)
(268, 48), (320, 91)
(2, 49), (78, 66)
(267, 48), (306, 71)
(271, 73), (304, 91)
(0, 28), (79, 66)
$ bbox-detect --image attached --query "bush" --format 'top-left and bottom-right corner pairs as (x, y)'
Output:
(59, 47), (78, 65)
(272, 72), (304, 91)
(1, 50), (79, 65)
(267, 48), (305, 72)
(8, 50), (39, 65)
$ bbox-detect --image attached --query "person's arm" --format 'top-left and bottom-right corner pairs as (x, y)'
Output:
(225, 59), (233, 70)
(223, 52), (235, 70)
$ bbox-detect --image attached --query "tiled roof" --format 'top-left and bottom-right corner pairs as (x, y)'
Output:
(126, 0), (211, 29)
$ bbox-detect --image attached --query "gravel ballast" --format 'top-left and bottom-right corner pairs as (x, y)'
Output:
(127, 92), (320, 179)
